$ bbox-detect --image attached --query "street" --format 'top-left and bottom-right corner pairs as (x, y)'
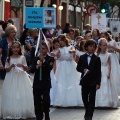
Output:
(0, 81), (120, 120)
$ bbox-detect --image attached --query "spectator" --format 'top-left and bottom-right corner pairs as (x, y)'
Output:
(68, 28), (76, 46)
(85, 23), (91, 32)
(19, 24), (29, 46)
(42, 29), (52, 38)
(56, 25), (62, 36)
(85, 31), (92, 41)
(0, 25), (17, 79)
(74, 28), (80, 38)
(63, 23), (70, 34)
(7, 18), (14, 25)
(25, 28), (38, 68)
(92, 28), (100, 43)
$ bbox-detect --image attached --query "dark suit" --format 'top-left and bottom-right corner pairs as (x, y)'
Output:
(76, 53), (101, 119)
(31, 55), (54, 120)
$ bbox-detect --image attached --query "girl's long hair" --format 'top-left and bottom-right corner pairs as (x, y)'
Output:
(100, 32), (112, 42)
(7, 41), (22, 63)
(97, 38), (107, 56)
(58, 34), (69, 47)
(53, 37), (59, 50)
(92, 28), (100, 38)
(79, 40), (86, 51)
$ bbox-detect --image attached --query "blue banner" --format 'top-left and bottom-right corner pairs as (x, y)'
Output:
(26, 7), (56, 28)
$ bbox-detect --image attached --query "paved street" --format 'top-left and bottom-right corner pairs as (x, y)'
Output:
(0, 80), (120, 120)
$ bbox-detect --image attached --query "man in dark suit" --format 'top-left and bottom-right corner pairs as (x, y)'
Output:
(76, 39), (101, 120)
(31, 42), (54, 120)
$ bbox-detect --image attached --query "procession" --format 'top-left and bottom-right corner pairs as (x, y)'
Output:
(0, 0), (120, 120)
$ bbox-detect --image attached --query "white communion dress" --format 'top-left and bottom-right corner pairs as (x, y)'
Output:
(1, 55), (35, 119)
(50, 57), (60, 106)
(95, 53), (120, 108)
(76, 50), (86, 57)
(108, 39), (120, 95)
(53, 46), (83, 107)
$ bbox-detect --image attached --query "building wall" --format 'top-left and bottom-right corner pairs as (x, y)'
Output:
(0, 0), (4, 20)
(4, 1), (11, 21)
(60, 0), (68, 28)
(61, 2), (67, 28)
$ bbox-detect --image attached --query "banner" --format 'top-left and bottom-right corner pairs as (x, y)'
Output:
(109, 19), (120, 36)
(26, 7), (56, 28)
(91, 13), (107, 32)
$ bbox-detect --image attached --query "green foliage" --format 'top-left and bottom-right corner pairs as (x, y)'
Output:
(81, 0), (120, 4)
(106, 0), (120, 6)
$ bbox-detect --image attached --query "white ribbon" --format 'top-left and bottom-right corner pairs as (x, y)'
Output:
(42, 31), (50, 52)
(80, 69), (89, 80)
(14, 64), (34, 80)
(14, 65), (23, 72)
(35, 30), (41, 56)
(52, 69), (89, 90)
(53, 75), (80, 90)
(35, 30), (51, 56)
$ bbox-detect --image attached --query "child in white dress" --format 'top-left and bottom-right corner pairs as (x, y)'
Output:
(75, 40), (86, 63)
(51, 34), (83, 107)
(100, 32), (120, 95)
(95, 38), (120, 108)
(1, 41), (35, 119)
(50, 38), (60, 105)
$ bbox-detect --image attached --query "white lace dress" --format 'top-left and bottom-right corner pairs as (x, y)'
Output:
(53, 46), (83, 107)
(50, 54), (60, 105)
(1, 56), (35, 119)
(76, 50), (86, 57)
(108, 40), (120, 95)
(95, 53), (120, 108)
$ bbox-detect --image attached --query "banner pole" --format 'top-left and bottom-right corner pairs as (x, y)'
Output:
(39, 28), (42, 80)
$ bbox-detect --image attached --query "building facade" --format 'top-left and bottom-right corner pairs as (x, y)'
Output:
(0, 0), (91, 35)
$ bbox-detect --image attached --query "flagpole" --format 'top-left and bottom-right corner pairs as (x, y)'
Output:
(39, 28), (42, 80)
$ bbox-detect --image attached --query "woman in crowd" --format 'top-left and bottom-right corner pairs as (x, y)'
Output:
(0, 25), (17, 80)
(92, 28), (100, 44)
(25, 28), (38, 70)
(63, 23), (70, 34)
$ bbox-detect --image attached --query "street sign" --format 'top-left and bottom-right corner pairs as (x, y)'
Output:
(26, 7), (56, 28)
(25, 0), (34, 7)
(86, 5), (98, 16)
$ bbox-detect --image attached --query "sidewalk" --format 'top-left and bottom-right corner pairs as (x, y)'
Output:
(0, 80), (120, 120)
